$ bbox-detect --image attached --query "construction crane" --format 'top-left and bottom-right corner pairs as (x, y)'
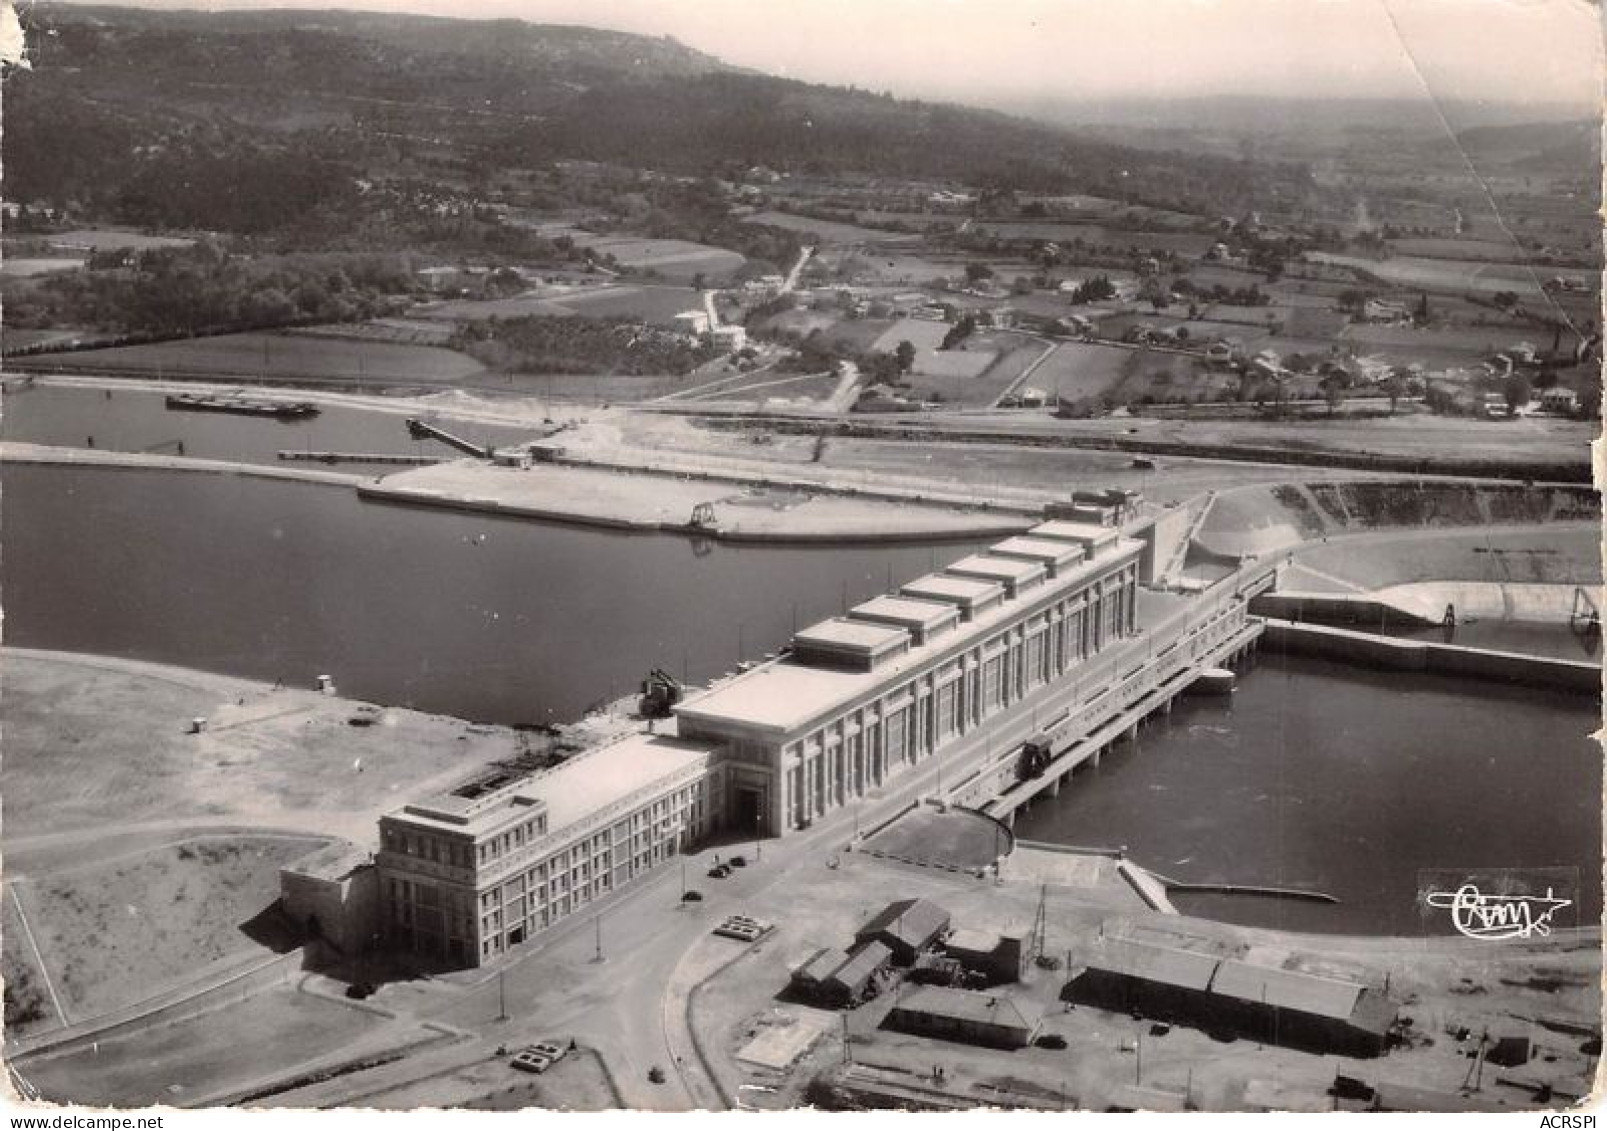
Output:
(639, 669), (683, 719)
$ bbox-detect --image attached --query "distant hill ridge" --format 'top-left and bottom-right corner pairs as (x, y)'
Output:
(8, 3), (1318, 230)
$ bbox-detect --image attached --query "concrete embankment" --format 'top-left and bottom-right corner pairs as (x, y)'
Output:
(1260, 618), (1600, 693)
(0, 442), (366, 487)
(2, 443), (1031, 545)
(1255, 581), (1597, 627)
(359, 458), (1034, 545)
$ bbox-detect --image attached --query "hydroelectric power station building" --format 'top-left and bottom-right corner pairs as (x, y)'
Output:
(364, 516), (1260, 967)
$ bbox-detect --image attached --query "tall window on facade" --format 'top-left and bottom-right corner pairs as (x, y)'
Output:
(982, 657), (1002, 712)
(885, 708), (909, 766)
(935, 681), (958, 740)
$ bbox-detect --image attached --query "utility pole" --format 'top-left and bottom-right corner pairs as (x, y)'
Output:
(592, 914), (604, 963)
(497, 968), (507, 1021)
(841, 1012), (851, 1065)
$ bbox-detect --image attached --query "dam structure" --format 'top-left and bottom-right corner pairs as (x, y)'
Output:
(365, 516), (1271, 968)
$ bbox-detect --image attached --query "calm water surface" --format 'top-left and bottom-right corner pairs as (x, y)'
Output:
(1, 465), (980, 724)
(1012, 650), (1602, 935)
(2, 382), (535, 471)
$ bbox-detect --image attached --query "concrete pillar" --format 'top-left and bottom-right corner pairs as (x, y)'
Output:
(1049, 774), (1062, 798)
(1124, 722), (1139, 743)
(1003, 809), (1016, 830)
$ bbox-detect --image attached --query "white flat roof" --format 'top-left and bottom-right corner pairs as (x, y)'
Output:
(1032, 520), (1120, 547)
(795, 618), (910, 652)
(535, 731), (714, 830)
(852, 594), (961, 631)
(990, 537), (1085, 566)
(678, 538), (1142, 735)
(946, 554), (1048, 584)
(901, 574), (1004, 607)
(391, 730), (714, 837)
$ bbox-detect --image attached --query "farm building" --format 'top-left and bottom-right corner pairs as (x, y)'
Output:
(941, 928), (1028, 986)
(854, 898), (952, 965)
(883, 985), (1043, 1049)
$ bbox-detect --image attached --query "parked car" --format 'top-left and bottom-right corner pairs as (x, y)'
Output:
(707, 864), (732, 879)
(681, 889), (704, 902)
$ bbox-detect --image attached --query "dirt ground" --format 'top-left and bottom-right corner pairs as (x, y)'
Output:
(13, 982), (427, 1109)
(1, 649), (524, 843)
(688, 843), (1601, 1113)
(12, 834), (324, 1021)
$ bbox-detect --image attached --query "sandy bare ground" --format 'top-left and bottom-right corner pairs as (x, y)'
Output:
(1, 648), (523, 847)
(7, 835), (323, 1024)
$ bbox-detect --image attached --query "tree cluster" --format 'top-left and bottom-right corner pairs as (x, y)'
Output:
(452, 315), (720, 376)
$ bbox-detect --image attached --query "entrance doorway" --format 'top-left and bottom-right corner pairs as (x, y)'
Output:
(735, 787), (763, 835)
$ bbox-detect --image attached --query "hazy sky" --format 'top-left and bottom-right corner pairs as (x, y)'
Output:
(67, 0), (1604, 107)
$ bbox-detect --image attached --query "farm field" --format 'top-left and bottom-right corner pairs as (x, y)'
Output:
(25, 333), (486, 384)
(551, 284), (706, 326)
(1339, 323), (1537, 355)
(2, 258), (86, 278)
(972, 221), (1219, 256)
(1307, 252), (1595, 297)
(424, 284), (703, 328)
(46, 229), (196, 252)
(12, 834), (323, 1020)
(676, 368), (845, 405)
(825, 247), (978, 284)
(1386, 237), (1538, 261)
(852, 210), (962, 230)
(743, 210), (916, 244)
(1026, 341), (1137, 406)
(872, 317), (996, 379)
(523, 224), (745, 281)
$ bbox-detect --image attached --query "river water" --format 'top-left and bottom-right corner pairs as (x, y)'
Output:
(0, 465), (977, 724)
(4, 389), (1601, 936)
(2, 381), (535, 471)
(1012, 649), (1602, 935)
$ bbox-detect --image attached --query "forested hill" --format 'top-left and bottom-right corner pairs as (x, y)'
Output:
(7, 4), (1317, 230)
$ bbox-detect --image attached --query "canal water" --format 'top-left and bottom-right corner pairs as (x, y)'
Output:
(0, 464), (981, 724)
(1012, 649), (1602, 936)
(2, 382), (536, 470)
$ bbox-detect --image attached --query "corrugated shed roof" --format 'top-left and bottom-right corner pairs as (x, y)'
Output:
(829, 941), (893, 989)
(1348, 987), (1400, 1037)
(1083, 938), (1220, 991)
(792, 947), (842, 984)
(1209, 960), (1363, 1020)
(856, 898), (952, 948)
(894, 985), (1043, 1032)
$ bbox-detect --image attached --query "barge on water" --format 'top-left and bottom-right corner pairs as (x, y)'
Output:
(166, 392), (320, 419)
